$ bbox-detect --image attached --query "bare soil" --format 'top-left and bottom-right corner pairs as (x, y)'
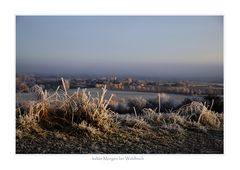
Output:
(16, 118), (223, 154)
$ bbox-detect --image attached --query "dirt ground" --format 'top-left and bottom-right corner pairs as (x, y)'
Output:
(16, 124), (223, 154)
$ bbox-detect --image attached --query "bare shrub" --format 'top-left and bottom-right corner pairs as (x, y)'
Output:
(128, 97), (147, 114)
(159, 93), (170, 103)
(108, 96), (129, 114)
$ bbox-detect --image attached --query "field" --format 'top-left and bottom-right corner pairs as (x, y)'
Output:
(16, 79), (223, 154)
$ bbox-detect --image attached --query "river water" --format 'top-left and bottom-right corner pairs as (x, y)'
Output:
(16, 88), (203, 106)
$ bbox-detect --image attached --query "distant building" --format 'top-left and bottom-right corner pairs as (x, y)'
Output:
(110, 76), (117, 81)
(127, 77), (133, 84)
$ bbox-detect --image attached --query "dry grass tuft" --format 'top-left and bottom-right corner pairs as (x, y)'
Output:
(16, 111), (43, 139)
(117, 114), (150, 130)
(29, 101), (49, 120)
(198, 110), (221, 128)
(16, 79), (223, 141)
(133, 117), (150, 130)
(168, 113), (186, 126)
(142, 108), (166, 126)
(176, 101), (221, 128)
(76, 121), (100, 137)
(62, 85), (117, 131)
(16, 79), (118, 136)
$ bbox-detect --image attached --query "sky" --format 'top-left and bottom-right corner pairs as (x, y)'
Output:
(16, 16), (223, 81)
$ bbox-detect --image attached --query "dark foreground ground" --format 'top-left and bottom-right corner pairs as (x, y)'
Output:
(16, 123), (223, 154)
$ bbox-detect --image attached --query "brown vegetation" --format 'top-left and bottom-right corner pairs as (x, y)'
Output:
(16, 78), (223, 154)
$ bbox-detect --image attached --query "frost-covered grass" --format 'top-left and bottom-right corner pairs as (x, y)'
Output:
(16, 78), (223, 154)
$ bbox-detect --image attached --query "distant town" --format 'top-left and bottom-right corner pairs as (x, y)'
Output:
(16, 74), (223, 95)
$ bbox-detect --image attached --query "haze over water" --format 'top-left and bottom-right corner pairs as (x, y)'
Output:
(16, 16), (223, 82)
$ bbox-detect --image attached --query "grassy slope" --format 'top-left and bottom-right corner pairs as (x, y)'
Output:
(16, 81), (223, 154)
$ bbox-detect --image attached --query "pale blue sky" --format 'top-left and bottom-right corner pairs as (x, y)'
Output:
(16, 16), (223, 80)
